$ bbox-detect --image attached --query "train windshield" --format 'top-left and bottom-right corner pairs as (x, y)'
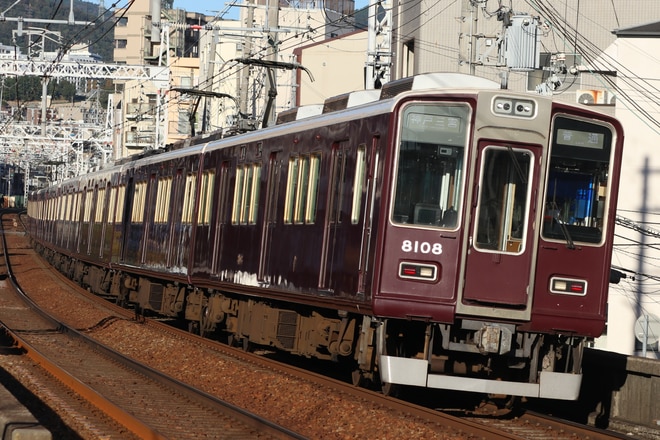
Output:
(542, 115), (614, 245)
(392, 103), (470, 228)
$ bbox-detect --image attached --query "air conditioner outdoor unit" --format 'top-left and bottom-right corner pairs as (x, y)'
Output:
(576, 89), (614, 106)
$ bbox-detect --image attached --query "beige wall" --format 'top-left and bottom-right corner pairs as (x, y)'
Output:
(295, 30), (367, 106)
(113, 0), (151, 65)
(602, 35), (660, 357)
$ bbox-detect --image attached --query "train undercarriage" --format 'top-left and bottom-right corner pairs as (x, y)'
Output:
(36, 243), (585, 400)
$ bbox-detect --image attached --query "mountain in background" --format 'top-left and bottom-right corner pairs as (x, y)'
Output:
(0, 0), (114, 61)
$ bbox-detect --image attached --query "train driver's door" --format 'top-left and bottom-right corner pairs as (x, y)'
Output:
(460, 142), (540, 311)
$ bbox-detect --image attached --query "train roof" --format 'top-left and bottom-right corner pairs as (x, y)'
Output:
(34, 72), (509, 193)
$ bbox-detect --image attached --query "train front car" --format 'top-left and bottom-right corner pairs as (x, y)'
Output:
(369, 80), (623, 400)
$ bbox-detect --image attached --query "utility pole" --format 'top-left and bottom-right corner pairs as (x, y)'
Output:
(264, 0), (280, 127)
(458, 0), (477, 75)
(238, 0), (254, 121)
(366, 0), (392, 89)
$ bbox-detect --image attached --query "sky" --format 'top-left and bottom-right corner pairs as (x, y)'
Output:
(171, 1), (370, 20)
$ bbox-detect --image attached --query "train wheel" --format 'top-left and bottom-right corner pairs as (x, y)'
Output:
(188, 320), (200, 334)
(199, 306), (211, 338)
(352, 369), (366, 387)
(241, 337), (253, 352)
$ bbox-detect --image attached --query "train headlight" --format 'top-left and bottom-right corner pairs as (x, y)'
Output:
(399, 262), (438, 282)
(550, 277), (587, 296)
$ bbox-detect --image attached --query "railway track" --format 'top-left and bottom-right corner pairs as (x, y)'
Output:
(0, 213), (304, 439)
(1, 211), (637, 439)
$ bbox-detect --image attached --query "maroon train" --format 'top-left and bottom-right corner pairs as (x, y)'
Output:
(27, 73), (624, 400)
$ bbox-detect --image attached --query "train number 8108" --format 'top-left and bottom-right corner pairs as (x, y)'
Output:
(401, 240), (443, 255)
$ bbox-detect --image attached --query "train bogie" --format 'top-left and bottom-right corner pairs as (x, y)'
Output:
(27, 72), (624, 401)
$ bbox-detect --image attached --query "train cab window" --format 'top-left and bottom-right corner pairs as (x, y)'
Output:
(392, 103), (470, 228)
(474, 147), (532, 253)
(542, 116), (614, 245)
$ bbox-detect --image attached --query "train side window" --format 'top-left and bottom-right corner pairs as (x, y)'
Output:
(285, 153), (320, 225)
(131, 182), (147, 223)
(115, 185), (126, 223)
(198, 171), (215, 226)
(73, 192), (81, 222)
(232, 164), (261, 225)
(83, 189), (93, 223)
(155, 177), (172, 224)
(107, 186), (116, 224)
(392, 103), (470, 228)
(95, 187), (105, 223)
(351, 145), (367, 224)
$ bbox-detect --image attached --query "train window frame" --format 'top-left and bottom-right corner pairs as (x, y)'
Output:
(391, 102), (470, 229)
(351, 145), (367, 224)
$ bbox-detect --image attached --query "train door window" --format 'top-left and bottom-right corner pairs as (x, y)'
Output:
(328, 148), (347, 224)
(198, 170), (215, 225)
(217, 162), (231, 225)
(542, 116), (614, 245)
(351, 145), (368, 224)
(474, 146), (532, 253)
(182, 174), (197, 224)
(284, 157), (299, 224)
(131, 181), (147, 223)
(392, 103), (470, 228)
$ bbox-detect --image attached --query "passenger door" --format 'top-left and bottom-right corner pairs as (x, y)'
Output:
(461, 141), (541, 310)
(258, 152), (281, 282)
